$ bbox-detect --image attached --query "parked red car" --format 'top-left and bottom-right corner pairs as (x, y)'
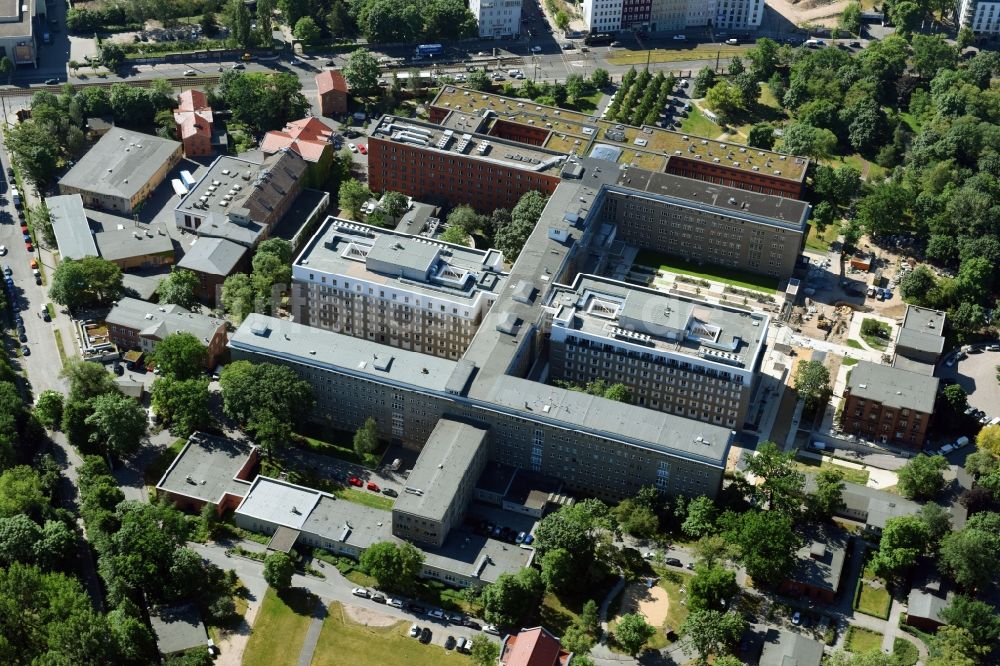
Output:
(366, 481), (380, 492)
(358, 145), (368, 155)
(348, 476), (363, 487)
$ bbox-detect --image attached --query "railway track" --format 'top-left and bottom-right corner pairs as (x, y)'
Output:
(0, 75), (222, 99)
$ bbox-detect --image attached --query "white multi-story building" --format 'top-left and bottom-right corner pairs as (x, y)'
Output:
(471, 0), (522, 38)
(584, 0), (762, 35)
(959, 0), (1000, 33)
(583, 0), (623, 33)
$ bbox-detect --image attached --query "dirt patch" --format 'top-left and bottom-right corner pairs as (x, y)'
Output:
(619, 582), (670, 627)
(342, 603), (399, 627)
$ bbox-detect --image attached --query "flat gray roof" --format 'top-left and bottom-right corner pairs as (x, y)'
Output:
(788, 525), (848, 593)
(150, 604), (207, 656)
(156, 433), (254, 505)
(394, 201), (440, 235)
(548, 273), (768, 371)
(177, 237), (247, 276)
(236, 476), (322, 529)
(804, 477), (920, 529)
(846, 361), (939, 414)
(60, 128), (180, 202)
(370, 115), (566, 175)
(231, 314), (459, 392)
(907, 589), (948, 624)
(106, 297), (226, 345)
(758, 629), (823, 666)
(94, 226), (174, 262)
(294, 217), (506, 304)
(46, 194), (98, 260)
(897, 305), (946, 355)
(891, 354), (935, 376)
(614, 168), (810, 232)
(393, 419), (488, 523)
(122, 273), (168, 300)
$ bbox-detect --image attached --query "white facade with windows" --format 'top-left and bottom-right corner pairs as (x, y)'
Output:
(959, 0), (1000, 33)
(471, 0), (522, 38)
(712, 0), (764, 30)
(583, 0), (623, 33)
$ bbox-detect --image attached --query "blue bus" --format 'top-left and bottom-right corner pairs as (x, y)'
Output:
(415, 44), (444, 57)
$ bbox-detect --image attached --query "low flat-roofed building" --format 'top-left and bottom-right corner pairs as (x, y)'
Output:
(156, 432), (258, 514)
(176, 237), (250, 305)
(293, 217), (506, 358)
(0, 0), (42, 68)
(758, 628), (823, 666)
(804, 477), (920, 534)
(547, 273), (768, 428)
(393, 200), (441, 236)
(173, 149), (307, 247)
(779, 525), (849, 603)
(59, 128), (183, 213)
(106, 297), (228, 366)
(501, 469), (566, 518)
(93, 225), (175, 270)
(149, 604), (208, 657)
(840, 361), (939, 449)
(234, 476), (532, 587)
(500, 626), (572, 666)
(122, 273), (168, 301)
(894, 305), (946, 369)
(46, 194), (98, 260)
(392, 418), (489, 548)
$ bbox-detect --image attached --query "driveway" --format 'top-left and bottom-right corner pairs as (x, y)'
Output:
(939, 348), (1000, 418)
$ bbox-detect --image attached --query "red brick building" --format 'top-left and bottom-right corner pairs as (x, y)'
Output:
(173, 90), (214, 157)
(500, 627), (572, 666)
(316, 70), (348, 116)
(839, 361), (939, 449)
(367, 117), (562, 212)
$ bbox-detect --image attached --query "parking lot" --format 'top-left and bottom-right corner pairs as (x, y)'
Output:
(939, 347), (1000, 419)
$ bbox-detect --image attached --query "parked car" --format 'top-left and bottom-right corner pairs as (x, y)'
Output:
(428, 609), (445, 620)
(388, 598), (404, 608)
(456, 637), (469, 652)
(531, 45), (542, 52)
(183, 70), (197, 76)
(409, 603), (427, 614)
(483, 624), (500, 635)
(44, 78), (58, 85)
(988, 344), (1000, 352)
(409, 623), (421, 638)
(515, 531), (526, 544)
(792, 611), (801, 625)
(444, 636), (457, 650)
(19, 331), (27, 342)
(370, 593), (386, 604)
(366, 481), (380, 492)
(522, 533), (533, 545)
(0, 246), (5, 256)
(462, 619), (482, 630)
(21, 346), (29, 356)
(348, 476), (362, 487)
(358, 145), (368, 155)
(231, 62), (245, 69)
(673, 34), (687, 40)
(351, 587), (370, 598)
(382, 488), (398, 497)
(348, 143), (358, 152)
(419, 627), (432, 644)
(664, 557), (683, 567)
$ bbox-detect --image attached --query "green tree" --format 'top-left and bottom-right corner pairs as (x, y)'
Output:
(693, 67), (717, 97)
(681, 609), (747, 665)
(448, 205), (485, 234)
(938, 512), (1000, 590)
(34, 390), (64, 430)
(100, 42), (126, 70)
(812, 201), (835, 234)
(900, 266), (937, 305)
(612, 499), (658, 538)
(85, 392), (147, 458)
(720, 510), (799, 587)
(807, 467), (845, 519)
(48, 257), (123, 309)
(293, 17), (321, 44)
(0, 466), (47, 520)
(956, 26), (974, 50)
(221, 273), (257, 323)
(5, 120), (60, 186)
(153, 332), (208, 380)
(225, 0), (254, 49)
(360, 541), (424, 591)
(779, 123), (837, 160)
(840, 1), (862, 34)
(554, 9), (569, 30)
(219, 71), (309, 133)
(467, 68), (491, 91)
(794, 360), (831, 410)
(62, 357), (118, 403)
(939, 595), (1000, 651)
(339, 178), (373, 219)
(440, 225), (471, 245)
(682, 495), (717, 538)
(747, 122), (775, 149)
(705, 81), (746, 121)
(745, 442), (804, 515)
(747, 38), (779, 79)
(897, 454), (948, 500)
(263, 551), (294, 590)
(150, 377), (211, 437)
(108, 605), (157, 663)
(353, 417), (379, 458)
(344, 48), (380, 94)
(688, 562), (737, 612)
(0, 56), (12, 83)
(615, 613), (655, 656)
(590, 68), (610, 89)
(603, 383), (631, 402)
(939, 384), (968, 418)
(888, 0), (921, 35)
(539, 547), (575, 592)
(255, 0), (273, 44)
(871, 515), (929, 578)
(155, 268), (200, 309)
(380, 191), (408, 221)
(35, 519), (78, 571)
(0, 515), (43, 566)
(219, 361), (314, 454)
(480, 567), (543, 627)
(469, 635), (500, 666)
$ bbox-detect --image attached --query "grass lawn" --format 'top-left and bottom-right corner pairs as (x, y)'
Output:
(845, 626), (883, 654)
(538, 575), (616, 636)
(293, 426), (384, 468)
(244, 588), (319, 666)
(569, 91), (602, 113)
(893, 638), (919, 666)
(634, 249), (779, 293)
(855, 583), (891, 618)
(311, 602), (470, 666)
(143, 438), (187, 486)
(805, 222), (841, 252)
(793, 456), (870, 485)
(842, 357), (858, 366)
(607, 45), (750, 66)
(52, 329), (68, 367)
(898, 112), (921, 133)
(334, 487), (395, 511)
(845, 339), (864, 350)
(861, 318), (891, 350)
(679, 105), (722, 139)
(609, 568), (691, 652)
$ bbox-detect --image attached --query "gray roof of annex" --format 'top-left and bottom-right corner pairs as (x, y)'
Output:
(614, 168), (810, 232)
(897, 305), (946, 355)
(156, 433), (253, 504)
(294, 217), (506, 303)
(47, 194), (98, 260)
(846, 361), (939, 413)
(548, 273), (768, 371)
(107, 297), (226, 345)
(60, 128), (180, 201)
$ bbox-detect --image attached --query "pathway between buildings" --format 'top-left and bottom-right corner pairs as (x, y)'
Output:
(297, 602), (329, 666)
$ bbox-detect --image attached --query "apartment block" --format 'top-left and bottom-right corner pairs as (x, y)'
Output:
(391, 419), (489, 548)
(428, 87), (809, 199)
(583, 0), (623, 32)
(546, 274), (768, 429)
(471, 0), (522, 38)
(366, 115), (564, 212)
(840, 361), (939, 449)
(583, 0), (762, 34)
(292, 217), (506, 359)
(106, 297), (228, 367)
(959, 0), (1000, 33)
(173, 90), (214, 157)
(602, 169), (809, 277)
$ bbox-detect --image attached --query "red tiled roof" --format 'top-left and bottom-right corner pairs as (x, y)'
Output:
(174, 90), (214, 140)
(260, 117), (333, 164)
(500, 628), (571, 666)
(177, 89), (210, 113)
(316, 69), (348, 94)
